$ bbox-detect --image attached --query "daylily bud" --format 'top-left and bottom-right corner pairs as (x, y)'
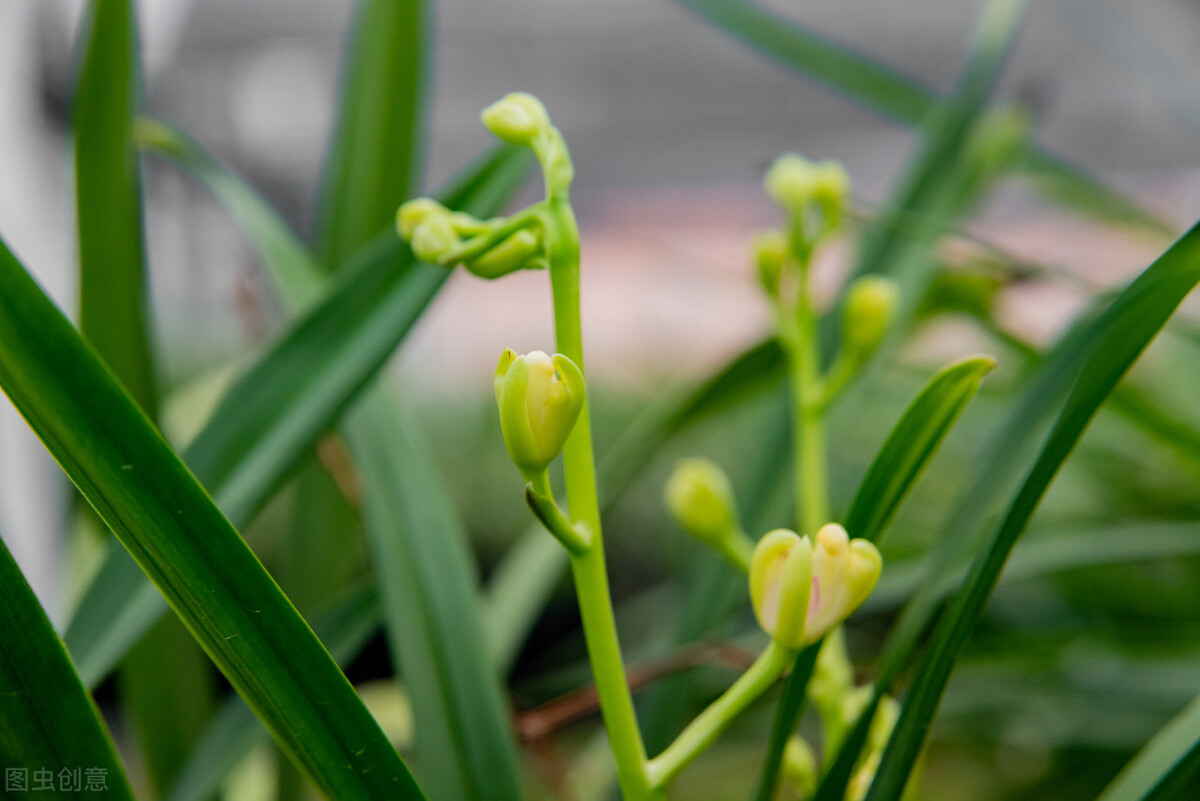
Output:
(753, 230), (788, 296)
(664, 458), (738, 548)
(466, 229), (543, 279)
(750, 529), (814, 650)
(396, 198), (450, 240)
(843, 275), (899, 357)
(812, 160), (851, 211)
(764, 153), (818, 211)
(481, 92), (551, 146)
(494, 349), (586, 481)
(782, 736), (818, 797)
(750, 524), (882, 648)
(410, 214), (460, 264)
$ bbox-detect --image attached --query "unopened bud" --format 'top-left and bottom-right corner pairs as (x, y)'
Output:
(664, 458), (738, 548)
(410, 214), (461, 264)
(782, 736), (818, 797)
(753, 230), (788, 296)
(397, 198), (449, 240)
(466, 229), (543, 279)
(481, 92), (551, 146)
(764, 153), (818, 211)
(843, 275), (899, 357)
(494, 349), (586, 481)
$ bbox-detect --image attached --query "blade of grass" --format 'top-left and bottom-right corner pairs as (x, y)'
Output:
(671, 0), (1170, 235)
(164, 581), (383, 801)
(0, 534), (135, 800)
(145, 121), (528, 799)
(315, 0), (428, 268)
(1095, 690), (1200, 801)
(64, 142), (530, 687)
(863, 220), (1200, 801)
(844, 355), (996, 544)
(0, 236), (426, 800)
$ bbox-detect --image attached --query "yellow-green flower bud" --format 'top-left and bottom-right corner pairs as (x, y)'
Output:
(494, 349), (586, 481)
(843, 275), (899, 357)
(812, 160), (851, 211)
(466, 229), (543, 279)
(410, 214), (460, 264)
(764, 153), (818, 211)
(753, 230), (788, 296)
(750, 524), (882, 649)
(664, 458), (738, 548)
(750, 529), (814, 650)
(782, 736), (818, 797)
(396, 198), (449, 240)
(481, 92), (551, 146)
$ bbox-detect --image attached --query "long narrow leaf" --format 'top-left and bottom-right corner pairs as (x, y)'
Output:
(0, 237), (425, 799)
(65, 143), (530, 686)
(1096, 690), (1200, 801)
(0, 535), (135, 800)
(864, 220), (1200, 801)
(315, 0), (428, 267)
(844, 355), (995, 543)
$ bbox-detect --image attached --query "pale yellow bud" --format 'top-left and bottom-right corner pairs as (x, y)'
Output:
(494, 350), (586, 481)
(481, 92), (551, 146)
(753, 230), (788, 296)
(843, 276), (899, 357)
(764, 153), (818, 211)
(664, 458), (738, 547)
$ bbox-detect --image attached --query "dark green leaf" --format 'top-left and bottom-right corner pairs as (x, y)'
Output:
(0, 237), (425, 800)
(864, 220), (1200, 801)
(0, 535), (135, 800)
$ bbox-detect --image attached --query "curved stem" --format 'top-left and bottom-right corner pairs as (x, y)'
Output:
(646, 642), (794, 788)
(542, 196), (655, 800)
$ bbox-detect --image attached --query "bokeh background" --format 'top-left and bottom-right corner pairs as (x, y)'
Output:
(3, 2), (1200, 798)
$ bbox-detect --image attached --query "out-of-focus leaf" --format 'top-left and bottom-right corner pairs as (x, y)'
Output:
(671, 0), (1171, 235)
(73, 0), (158, 415)
(0, 535), (135, 800)
(315, 0), (428, 268)
(147, 121), (528, 799)
(163, 582), (382, 801)
(1095, 690), (1200, 801)
(65, 143), (531, 687)
(864, 220), (1200, 801)
(844, 355), (996, 544)
(0, 237), (425, 800)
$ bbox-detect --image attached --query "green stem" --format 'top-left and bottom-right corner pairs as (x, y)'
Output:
(543, 197), (655, 800)
(788, 258), (829, 535)
(646, 642), (794, 788)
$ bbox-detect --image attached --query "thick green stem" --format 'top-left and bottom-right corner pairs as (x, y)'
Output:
(646, 642), (794, 788)
(543, 197), (655, 800)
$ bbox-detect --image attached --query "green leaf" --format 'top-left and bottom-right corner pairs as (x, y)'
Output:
(346, 394), (525, 801)
(73, 0), (158, 415)
(863, 220), (1200, 801)
(843, 355), (996, 544)
(315, 0), (428, 268)
(1096, 690), (1200, 801)
(164, 582), (382, 801)
(671, 0), (1170, 235)
(0, 237), (425, 800)
(145, 123), (528, 798)
(0, 535), (135, 800)
(750, 642), (822, 801)
(65, 144), (530, 686)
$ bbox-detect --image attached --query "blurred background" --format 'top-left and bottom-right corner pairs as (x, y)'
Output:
(3, 1), (1200, 798)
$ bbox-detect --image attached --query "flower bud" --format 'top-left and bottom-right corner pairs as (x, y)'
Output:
(782, 736), (818, 797)
(494, 349), (586, 481)
(764, 153), (818, 211)
(812, 160), (851, 210)
(396, 198), (450, 240)
(466, 229), (543, 279)
(664, 458), (738, 548)
(481, 92), (551, 146)
(753, 230), (788, 296)
(750, 524), (882, 648)
(843, 275), (899, 357)
(410, 214), (461, 264)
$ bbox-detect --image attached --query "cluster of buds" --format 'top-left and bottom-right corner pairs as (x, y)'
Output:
(483, 92), (574, 197)
(494, 349), (585, 483)
(764, 153), (851, 241)
(749, 524), (881, 651)
(396, 197), (545, 279)
(663, 458), (754, 570)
